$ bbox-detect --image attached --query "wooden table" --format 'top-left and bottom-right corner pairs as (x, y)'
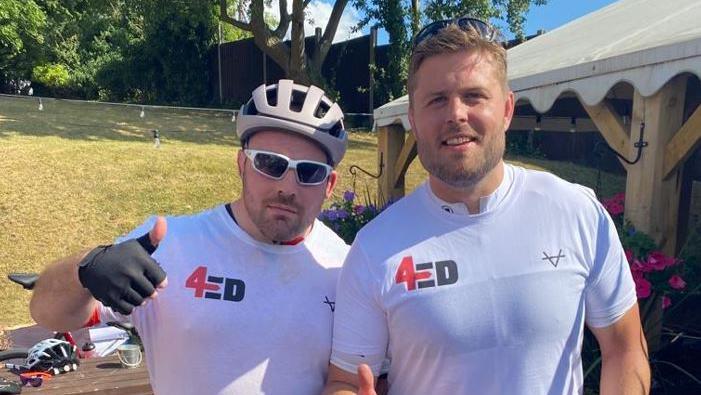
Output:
(0, 355), (153, 394)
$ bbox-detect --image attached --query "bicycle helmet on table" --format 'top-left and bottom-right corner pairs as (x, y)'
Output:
(23, 339), (78, 375)
(236, 79), (348, 166)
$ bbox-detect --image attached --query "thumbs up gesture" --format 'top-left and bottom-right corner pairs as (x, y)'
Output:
(358, 364), (379, 395)
(78, 217), (169, 315)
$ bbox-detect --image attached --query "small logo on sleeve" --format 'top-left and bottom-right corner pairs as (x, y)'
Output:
(323, 296), (335, 312)
(542, 249), (565, 267)
(185, 266), (246, 302)
(394, 256), (459, 291)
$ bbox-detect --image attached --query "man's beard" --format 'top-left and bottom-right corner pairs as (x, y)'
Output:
(243, 187), (307, 242)
(417, 123), (505, 189)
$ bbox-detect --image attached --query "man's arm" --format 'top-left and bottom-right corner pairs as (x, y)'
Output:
(30, 249), (98, 332)
(323, 363), (377, 395)
(30, 217), (168, 332)
(589, 303), (650, 395)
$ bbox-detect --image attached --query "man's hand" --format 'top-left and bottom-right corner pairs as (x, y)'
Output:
(323, 363), (385, 395)
(78, 217), (168, 314)
(358, 364), (378, 395)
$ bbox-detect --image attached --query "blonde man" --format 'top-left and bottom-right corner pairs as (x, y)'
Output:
(324, 17), (650, 395)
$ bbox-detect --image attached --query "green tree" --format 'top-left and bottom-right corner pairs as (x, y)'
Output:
(355, 0), (547, 105)
(423, 0), (548, 40)
(31, 0), (143, 98)
(353, 0), (409, 103)
(0, 0), (46, 86)
(23, 0), (219, 104)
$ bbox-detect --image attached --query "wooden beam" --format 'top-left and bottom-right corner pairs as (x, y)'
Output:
(393, 132), (417, 189)
(509, 116), (598, 133)
(663, 104), (701, 178)
(377, 124), (407, 203)
(582, 100), (632, 171)
(624, 76), (688, 256)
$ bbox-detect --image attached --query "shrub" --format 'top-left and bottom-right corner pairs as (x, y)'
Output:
(319, 191), (388, 244)
(32, 63), (70, 88)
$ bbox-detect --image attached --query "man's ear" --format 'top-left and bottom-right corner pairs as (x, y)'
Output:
(408, 102), (419, 140)
(237, 149), (245, 178)
(325, 170), (339, 199)
(503, 90), (515, 133)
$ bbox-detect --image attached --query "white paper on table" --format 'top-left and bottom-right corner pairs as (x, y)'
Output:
(88, 326), (130, 357)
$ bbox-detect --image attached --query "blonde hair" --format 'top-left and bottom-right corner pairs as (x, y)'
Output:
(408, 24), (507, 104)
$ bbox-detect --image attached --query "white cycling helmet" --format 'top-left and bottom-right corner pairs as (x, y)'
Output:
(236, 79), (348, 166)
(23, 339), (78, 375)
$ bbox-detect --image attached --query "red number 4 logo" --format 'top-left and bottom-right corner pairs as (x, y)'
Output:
(395, 256), (458, 291)
(185, 266), (245, 302)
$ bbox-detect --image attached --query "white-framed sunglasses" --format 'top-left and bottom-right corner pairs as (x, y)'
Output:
(243, 149), (333, 186)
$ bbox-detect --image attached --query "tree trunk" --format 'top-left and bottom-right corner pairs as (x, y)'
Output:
(219, 0), (347, 88)
(411, 0), (420, 37)
(288, 0), (309, 84)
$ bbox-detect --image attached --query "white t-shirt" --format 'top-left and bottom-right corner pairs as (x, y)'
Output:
(331, 164), (637, 395)
(99, 204), (349, 394)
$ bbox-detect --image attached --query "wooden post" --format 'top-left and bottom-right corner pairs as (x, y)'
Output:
(262, 52), (267, 85)
(217, 22), (223, 104)
(624, 75), (688, 255)
(663, 104), (701, 178)
(393, 133), (417, 189)
(369, 27), (377, 113)
(378, 124), (407, 203)
(582, 99), (631, 171)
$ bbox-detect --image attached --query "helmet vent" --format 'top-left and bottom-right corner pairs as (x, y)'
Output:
(315, 102), (330, 118)
(290, 90), (305, 112)
(266, 87), (278, 107)
(328, 121), (343, 138)
(246, 98), (259, 115)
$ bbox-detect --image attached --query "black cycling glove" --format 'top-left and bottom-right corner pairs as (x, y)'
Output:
(78, 234), (166, 315)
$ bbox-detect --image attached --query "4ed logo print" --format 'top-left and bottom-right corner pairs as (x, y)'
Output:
(395, 256), (459, 291)
(185, 266), (245, 302)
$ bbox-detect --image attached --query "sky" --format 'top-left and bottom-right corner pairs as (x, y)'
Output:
(267, 0), (620, 44)
(518, 0), (619, 38)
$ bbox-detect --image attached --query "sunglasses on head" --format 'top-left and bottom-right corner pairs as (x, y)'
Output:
(413, 16), (501, 50)
(244, 149), (332, 186)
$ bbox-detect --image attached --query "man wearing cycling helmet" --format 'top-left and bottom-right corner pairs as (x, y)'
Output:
(324, 17), (650, 395)
(30, 80), (351, 394)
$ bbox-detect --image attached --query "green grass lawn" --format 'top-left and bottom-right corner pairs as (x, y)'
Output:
(0, 95), (625, 328)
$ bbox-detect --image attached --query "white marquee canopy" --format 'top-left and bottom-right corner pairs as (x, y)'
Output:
(374, 0), (701, 127)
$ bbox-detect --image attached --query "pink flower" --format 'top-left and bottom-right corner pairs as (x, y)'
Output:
(602, 193), (626, 216)
(634, 276), (652, 299)
(609, 202), (624, 215)
(647, 251), (678, 271)
(631, 258), (653, 273)
(668, 275), (687, 290)
(625, 249), (634, 264)
(662, 296), (672, 309)
(602, 201), (623, 216)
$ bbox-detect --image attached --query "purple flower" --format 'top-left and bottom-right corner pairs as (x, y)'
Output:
(343, 191), (355, 202)
(320, 209), (338, 221)
(319, 210), (331, 221)
(336, 209), (349, 219)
